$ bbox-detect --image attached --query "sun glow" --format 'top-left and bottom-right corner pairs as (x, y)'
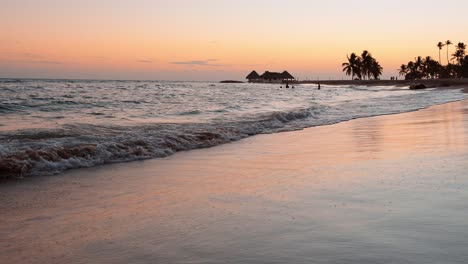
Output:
(1, 0), (467, 80)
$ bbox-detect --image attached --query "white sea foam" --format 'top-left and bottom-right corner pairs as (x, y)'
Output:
(0, 80), (465, 178)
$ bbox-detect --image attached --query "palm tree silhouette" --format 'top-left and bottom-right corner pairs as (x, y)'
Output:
(423, 56), (440, 79)
(415, 56), (424, 78)
(445, 40), (453, 65)
(370, 60), (383, 80)
(452, 42), (466, 65)
(342, 50), (382, 80)
(398, 64), (408, 77)
(361, 50), (373, 80)
(342, 53), (360, 80)
(408, 61), (416, 74)
(437, 42), (445, 64)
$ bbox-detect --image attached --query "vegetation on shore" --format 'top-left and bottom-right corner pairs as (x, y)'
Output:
(342, 51), (383, 80)
(341, 41), (466, 81)
(399, 40), (467, 80)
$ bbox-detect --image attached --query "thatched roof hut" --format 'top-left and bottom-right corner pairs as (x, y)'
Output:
(281, 71), (294, 80)
(260, 71), (279, 80)
(246, 70), (295, 83)
(246, 70), (260, 80)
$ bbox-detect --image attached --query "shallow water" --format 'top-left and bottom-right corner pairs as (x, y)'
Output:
(1, 100), (467, 263)
(0, 79), (465, 177)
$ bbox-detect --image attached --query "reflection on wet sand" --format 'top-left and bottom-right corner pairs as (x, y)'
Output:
(1, 100), (468, 264)
(351, 118), (384, 156)
(350, 100), (467, 159)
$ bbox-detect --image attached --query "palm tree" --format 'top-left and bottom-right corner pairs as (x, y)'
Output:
(370, 59), (383, 80)
(354, 57), (363, 80)
(423, 56), (440, 79)
(437, 42), (445, 64)
(342, 53), (359, 80)
(452, 42), (466, 65)
(461, 55), (468, 78)
(398, 64), (408, 77)
(414, 56), (424, 76)
(342, 50), (382, 80)
(445, 40), (453, 65)
(407, 61), (416, 75)
(361, 50), (373, 80)
(402, 60), (423, 80)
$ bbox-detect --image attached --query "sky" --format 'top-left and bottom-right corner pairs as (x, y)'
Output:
(1, 0), (467, 81)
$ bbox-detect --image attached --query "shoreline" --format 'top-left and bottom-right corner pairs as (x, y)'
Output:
(1, 87), (467, 180)
(1, 99), (467, 263)
(224, 78), (468, 93)
(298, 78), (468, 88)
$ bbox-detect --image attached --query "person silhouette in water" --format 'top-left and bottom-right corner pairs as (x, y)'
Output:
(318, 83), (321, 90)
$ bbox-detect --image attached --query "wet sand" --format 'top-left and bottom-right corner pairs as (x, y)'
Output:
(1, 99), (468, 264)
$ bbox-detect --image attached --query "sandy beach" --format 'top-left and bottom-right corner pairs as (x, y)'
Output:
(3, 1), (467, 263)
(1, 99), (468, 264)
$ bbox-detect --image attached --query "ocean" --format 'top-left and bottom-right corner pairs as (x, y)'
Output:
(0, 79), (466, 177)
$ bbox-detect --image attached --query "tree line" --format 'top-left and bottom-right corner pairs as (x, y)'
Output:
(342, 50), (383, 80)
(399, 40), (467, 80)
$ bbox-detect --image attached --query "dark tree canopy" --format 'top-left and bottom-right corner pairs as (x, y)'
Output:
(399, 40), (466, 79)
(342, 51), (382, 80)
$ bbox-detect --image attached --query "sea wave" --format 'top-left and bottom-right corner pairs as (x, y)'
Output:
(0, 108), (316, 178)
(1, 80), (466, 180)
(0, 104), (19, 113)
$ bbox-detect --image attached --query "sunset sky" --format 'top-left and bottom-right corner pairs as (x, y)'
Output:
(1, 0), (467, 81)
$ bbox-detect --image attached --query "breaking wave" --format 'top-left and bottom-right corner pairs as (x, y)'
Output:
(0, 108), (316, 178)
(1, 79), (466, 179)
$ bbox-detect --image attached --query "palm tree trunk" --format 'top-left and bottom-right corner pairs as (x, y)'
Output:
(447, 46), (449, 65)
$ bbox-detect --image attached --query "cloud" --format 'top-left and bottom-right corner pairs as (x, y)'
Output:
(0, 52), (43, 58)
(170, 59), (223, 67)
(0, 52), (62, 64)
(21, 53), (43, 59)
(136, 59), (153, 63)
(1, 59), (63, 65)
(30, 60), (63, 64)
(81, 56), (107, 60)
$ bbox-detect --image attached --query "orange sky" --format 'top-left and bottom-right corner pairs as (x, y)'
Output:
(1, 0), (467, 81)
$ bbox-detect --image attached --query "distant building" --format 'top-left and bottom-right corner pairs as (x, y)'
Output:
(246, 70), (295, 83)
